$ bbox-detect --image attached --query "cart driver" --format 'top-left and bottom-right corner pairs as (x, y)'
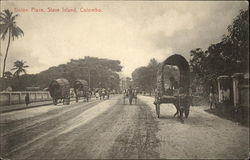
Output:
(169, 76), (179, 90)
(169, 76), (179, 96)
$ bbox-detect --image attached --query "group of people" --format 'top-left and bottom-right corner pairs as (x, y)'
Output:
(123, 86), (138, 105)
(94, 88), (111, 100)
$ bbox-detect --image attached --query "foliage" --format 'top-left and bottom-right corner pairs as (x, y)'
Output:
(2, 57), (122, 91)
(11, 60), (29, 78)
(132, 58), (159, 92)
(0, 9), (24, 77)
(189, 9), (249, 94)
(3, 71), (13, 79)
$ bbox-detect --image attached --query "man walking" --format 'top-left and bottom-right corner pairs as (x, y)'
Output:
(25, 93), (30, 107)
(128, 86), (134, 105)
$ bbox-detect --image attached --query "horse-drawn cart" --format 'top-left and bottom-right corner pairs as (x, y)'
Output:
(49, 79), (71, 105)
(74, 80), (89, 102)
(154, 54), (192, 123)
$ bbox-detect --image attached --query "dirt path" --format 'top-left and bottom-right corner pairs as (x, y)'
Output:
(140, 95), (249, 159)
(4, 96), (160, 159)
(0, 99), (102, 158)
(1, 95), (248, 159)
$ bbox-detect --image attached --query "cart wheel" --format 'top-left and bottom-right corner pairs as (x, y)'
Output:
(123, 96), (125, 105)
(185, 110), (189, 118)
(129, 97), (133, 105)
(156, 103), (160, 118)
(185, 106), (190, 118)
(53, 99), (57, 105)
(67, 98), (70, 105)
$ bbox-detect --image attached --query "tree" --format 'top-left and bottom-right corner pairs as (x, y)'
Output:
(0, 9), (24, 77)
(36, 57), (122, 90)
(189, 8), (249, 95)
(3, 71), (13, 79)
(132, 58), (160, 93)
(11, 60), (29, 79)
(224, 9), (249, 72)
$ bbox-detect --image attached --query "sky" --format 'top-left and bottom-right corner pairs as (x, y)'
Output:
(0, 1), (248, 77)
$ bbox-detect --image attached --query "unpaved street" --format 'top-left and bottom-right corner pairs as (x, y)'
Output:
(0, 95), (248, 159)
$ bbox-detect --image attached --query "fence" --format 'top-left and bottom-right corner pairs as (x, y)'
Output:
(0, 91), (52, 106)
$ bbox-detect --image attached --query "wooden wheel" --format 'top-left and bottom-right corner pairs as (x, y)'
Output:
(123, 96), (126, 105)
(185, 105), (190, 118)
(156, 103), (160, 118)
(63, 98), (70, 105)
(53, 98), (57, 105)
(129, 96), (133, 105)
(67, 98), (70, 105)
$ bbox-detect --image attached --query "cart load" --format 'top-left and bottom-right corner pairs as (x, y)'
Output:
(74, 79), (89, 102)
(49, 79), (70, 105)
(154, 54), (192, 123)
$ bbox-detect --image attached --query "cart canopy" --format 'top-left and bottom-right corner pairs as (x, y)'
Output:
(74, 80), (88, 88)
(157, 54), (190, 94)
(49, 79), (70, 98)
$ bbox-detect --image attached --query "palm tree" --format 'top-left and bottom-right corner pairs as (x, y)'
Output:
(0, 9), (24, 77)
(11, 60), (29, 79)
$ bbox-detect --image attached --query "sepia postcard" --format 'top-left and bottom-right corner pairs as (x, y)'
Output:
(0, 0), (249, 159)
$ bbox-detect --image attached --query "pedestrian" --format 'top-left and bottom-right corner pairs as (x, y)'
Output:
(209, 85), (216, 110)
(25, 93), (30, 107)
(128, 86), (134, 105)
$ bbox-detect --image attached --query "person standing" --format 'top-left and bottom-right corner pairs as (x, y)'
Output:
(128, 86), (134, 105)
(25, 93), (30, 107)
(209, 85), (216, 110)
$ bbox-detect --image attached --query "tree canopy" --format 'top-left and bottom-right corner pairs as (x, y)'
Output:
(132, 58), (158, 92)
(2, 57), (122, 91)
(189, 9), (249, 94)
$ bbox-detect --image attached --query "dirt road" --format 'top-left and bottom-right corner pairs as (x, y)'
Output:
(0, 95), (248, 159)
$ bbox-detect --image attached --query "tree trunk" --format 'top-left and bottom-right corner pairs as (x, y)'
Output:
(2, 31), (11, 77)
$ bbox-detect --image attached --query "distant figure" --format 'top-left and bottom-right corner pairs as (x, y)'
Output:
(124, 89), (128, 96)
(102, 88), (106, 100)
(224, 87), (230, 101)
(106, 88), (110, 99)
(95, 91), (99, 99)
(128, 86), (134, 105)
(209, 85), (216, 110)
(25, 93), (30, 107)
(98, 89), (103, 100)
(133, 89), (138, 104)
